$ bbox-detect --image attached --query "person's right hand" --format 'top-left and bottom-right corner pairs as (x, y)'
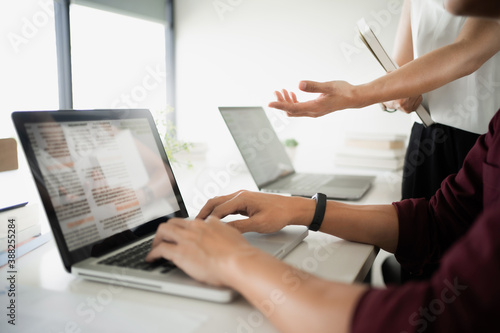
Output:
(382, 95), (423, 114)
(196, 190), (315, 233)
(268, 80), (361, 118)
(146, 216), (258, 287)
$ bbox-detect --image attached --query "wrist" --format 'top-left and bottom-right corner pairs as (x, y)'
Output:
(352, 83), (376, 108)
(221, 247), (266, 289)
(289, 196), (317, 227)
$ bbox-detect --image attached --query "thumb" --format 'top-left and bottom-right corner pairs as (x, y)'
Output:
(299, 80), (331, 93)
(226, 218), (254, 233)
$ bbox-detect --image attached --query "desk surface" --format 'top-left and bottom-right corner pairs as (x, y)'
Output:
(0, 162), (401, 333)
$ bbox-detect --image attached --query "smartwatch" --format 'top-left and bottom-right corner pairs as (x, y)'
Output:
(309, 193), (327, 231)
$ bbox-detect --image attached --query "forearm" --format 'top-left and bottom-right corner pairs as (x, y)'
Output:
(354, 18), (500, 108)
(356, 43), (477, 107)
(225, 249), (367, 333)
(289, 197), (399, 253)
(320, 202), (399, 253)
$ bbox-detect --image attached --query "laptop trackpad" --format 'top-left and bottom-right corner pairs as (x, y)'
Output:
(243, 232), (291, 257)
(246, 238), (284, 256)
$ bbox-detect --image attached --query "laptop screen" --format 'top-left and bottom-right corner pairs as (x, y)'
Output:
(219, 107), (294, 187)
(13, 110), (187, 269)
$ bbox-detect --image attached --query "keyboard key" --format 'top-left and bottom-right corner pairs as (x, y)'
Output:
(97, 239), (176, 272)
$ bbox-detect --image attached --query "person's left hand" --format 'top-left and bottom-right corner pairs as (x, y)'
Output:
(196, 190), (314, 234)
(382, 95), (423, 114)
(145, 216), (258, 287)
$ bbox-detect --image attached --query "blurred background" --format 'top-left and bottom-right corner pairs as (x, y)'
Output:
(2, 0), (412, 163)
(1, 0), (410, 212)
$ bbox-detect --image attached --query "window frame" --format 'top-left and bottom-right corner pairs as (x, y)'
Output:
(53, 0), (175, 125)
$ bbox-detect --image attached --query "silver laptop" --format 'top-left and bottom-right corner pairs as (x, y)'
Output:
(219, 106), (375, 200)
(12, 109), (308, 303)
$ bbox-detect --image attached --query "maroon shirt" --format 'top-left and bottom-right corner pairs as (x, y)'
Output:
(352, 110), (500, 333)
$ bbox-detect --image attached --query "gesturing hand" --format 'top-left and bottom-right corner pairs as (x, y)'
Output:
(268, 80), (361, 118)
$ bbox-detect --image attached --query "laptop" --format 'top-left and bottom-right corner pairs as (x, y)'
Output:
(219, 106), (375, 200)
(12, 109), (308, 303)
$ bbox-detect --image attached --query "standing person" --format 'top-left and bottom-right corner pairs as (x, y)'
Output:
(269, 0), (500, 201)
(384, 0), (500, 201)
(269, 0), (500, 282)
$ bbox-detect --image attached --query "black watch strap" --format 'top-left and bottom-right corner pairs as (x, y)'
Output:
(309, 193), (327, 231)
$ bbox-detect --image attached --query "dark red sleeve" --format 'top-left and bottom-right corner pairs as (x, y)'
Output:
(352, 206), (500, 333)
(392, 110), (498, 273)
(351, 110), (500, 332)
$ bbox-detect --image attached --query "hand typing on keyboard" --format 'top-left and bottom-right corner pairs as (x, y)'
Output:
(146, 216), (257, 287)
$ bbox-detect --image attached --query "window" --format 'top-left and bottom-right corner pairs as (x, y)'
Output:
(1, 0), (59, 136)
(70, 4), (168, 113)
(55, 0), (175, 121)
(0, 0), (59, 220)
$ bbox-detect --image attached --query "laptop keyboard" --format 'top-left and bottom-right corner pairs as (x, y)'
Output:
(290, 175), (327, 190)
(98, 238), (177, 274)
(287, 175), (371, 191)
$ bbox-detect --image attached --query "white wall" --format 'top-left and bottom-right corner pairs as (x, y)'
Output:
(174, 0), (413, 172)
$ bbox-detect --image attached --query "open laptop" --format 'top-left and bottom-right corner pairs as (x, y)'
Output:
(12, 109), (308, 303)
(219, 106), (375, 200)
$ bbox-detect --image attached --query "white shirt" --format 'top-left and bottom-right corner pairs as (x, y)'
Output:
(411, 0), (500, 134)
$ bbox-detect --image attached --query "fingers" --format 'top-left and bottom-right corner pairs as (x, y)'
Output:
(209, 192), (250, 219)
(386, 96), (423, 114)
(204, 214), (221, 225)
(399, 103), (412, 114)
(146, 218), (189, 262)
(150, 218), (188, 248)
(400, 95), (423, 114)
(412, 95), (423, 111)
(269, 100), (319, 117)
(382, 100), (398, 111)
(269, 86), (314, 116)
(274, 90), (285, 102)
(298, 80), (329, 93)
(282, 89), (294, 103)
(274, 89), (299, 104)
(226, 218), (256, 233)
(268, 101), (290, 111)
(146, 240), (177, 262)
(272, 89), (298, 106)
(196, 191), (243, 219)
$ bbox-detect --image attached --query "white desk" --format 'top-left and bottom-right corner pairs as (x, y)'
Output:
(0, 162), (401, 333)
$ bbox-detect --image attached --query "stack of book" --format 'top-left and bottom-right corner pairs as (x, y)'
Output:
(335, 133), (407, 170)
(0, 202), (49, 266)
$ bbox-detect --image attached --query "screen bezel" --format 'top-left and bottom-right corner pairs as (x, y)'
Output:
(12, 109), (189, 272)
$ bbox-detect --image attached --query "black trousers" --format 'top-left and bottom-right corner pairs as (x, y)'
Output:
(402, 122), (480, 201)
(384, 122), (480, 284)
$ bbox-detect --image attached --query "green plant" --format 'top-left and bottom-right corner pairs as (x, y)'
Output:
(283, 138), (299, 147)
(153, 108), (193, 168)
